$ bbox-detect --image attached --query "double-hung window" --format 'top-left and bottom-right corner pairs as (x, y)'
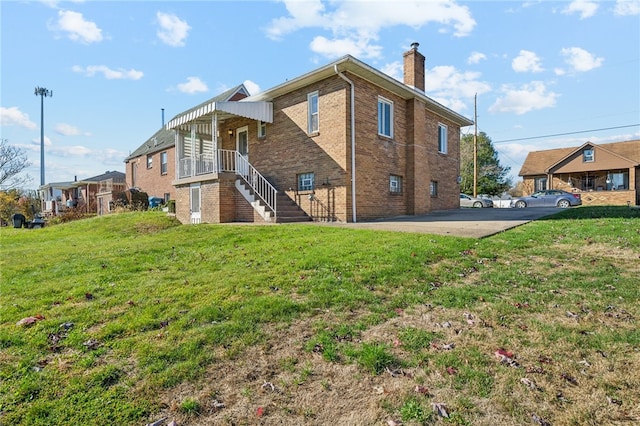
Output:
(258, 121), (266, 138)
(378, 97), (393, 138)
(298, 172), (315, 191)
(160, 151), (168, 175)
(146, 154), (153, 169)
(308, 92), (319, 134)
(583, 149), (594, 162)
(438, 124), (448, 154)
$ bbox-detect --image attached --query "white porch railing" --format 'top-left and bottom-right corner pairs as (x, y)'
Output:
(178, 149), (277, 215)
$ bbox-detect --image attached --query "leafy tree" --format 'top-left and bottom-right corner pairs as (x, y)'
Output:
(460, 132), (512, 196)
(0, 138), (32, 190)
(0, 189), (40, 224)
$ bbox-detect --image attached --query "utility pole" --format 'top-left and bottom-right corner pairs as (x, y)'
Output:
(35, 87), (53, 186)
(473, 93), (478, 197)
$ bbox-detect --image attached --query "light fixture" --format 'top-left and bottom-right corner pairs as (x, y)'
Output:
(228, 129), (234, 137)
(606, 173), (611, 184)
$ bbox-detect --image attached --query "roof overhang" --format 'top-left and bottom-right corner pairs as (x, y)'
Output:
(246, 55), (474, 128)
(165, 101), (273, 133)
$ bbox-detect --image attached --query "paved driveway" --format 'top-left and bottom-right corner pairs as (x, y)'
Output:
(315, 207), (564, 238)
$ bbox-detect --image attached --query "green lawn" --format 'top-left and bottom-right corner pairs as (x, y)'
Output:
(1, 207), (638, 425)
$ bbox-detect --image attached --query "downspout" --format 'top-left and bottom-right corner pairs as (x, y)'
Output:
(335, 64), (357, 223)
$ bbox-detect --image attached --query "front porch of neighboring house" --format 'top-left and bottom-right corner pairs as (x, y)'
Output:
(530, 168), (638, 206)
(167, 101), (310, 224)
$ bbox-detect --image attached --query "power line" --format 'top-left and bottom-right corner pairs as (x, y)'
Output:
(493, 124), (640, 144)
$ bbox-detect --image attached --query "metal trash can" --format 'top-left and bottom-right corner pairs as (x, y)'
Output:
(11, 213), (26, 228)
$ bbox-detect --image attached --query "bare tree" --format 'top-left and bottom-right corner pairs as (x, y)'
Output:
(0, 138), (32, 190)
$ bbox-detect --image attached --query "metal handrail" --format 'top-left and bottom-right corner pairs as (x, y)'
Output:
(177, 150), (277, 216)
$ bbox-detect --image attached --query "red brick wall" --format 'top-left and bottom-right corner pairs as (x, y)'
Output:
(125, 148), (176, 200)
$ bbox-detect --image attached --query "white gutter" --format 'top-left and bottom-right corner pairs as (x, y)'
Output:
(335, 65), (357, 223)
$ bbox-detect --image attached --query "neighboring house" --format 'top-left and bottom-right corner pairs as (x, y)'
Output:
(165, 43), (473, 224)
(39, 170), (126, 216)
(124, 85), (250, 203)
(519, 140), (640, 206)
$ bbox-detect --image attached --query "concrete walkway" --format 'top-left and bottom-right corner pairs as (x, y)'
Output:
(312, 207), (564, 238)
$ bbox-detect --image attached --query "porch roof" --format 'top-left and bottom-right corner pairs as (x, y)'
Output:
(165, 101), (273, 133)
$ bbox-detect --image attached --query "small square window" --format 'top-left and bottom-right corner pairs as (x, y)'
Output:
(583, 149), (594, 162)
(390, 175), (402, 193)
(258, 121), (266, 138)
(438, 124), (448, 154)
(430, 181), (438, 197)
(147, 154), (153, 169)
(298, 172), (315, 191)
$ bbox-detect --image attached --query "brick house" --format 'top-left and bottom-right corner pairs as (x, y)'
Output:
(124, 85), (250, 203)
(39, 170), (126, 216)
(519, 140), (640, 206)
(165, 44), (473, 224)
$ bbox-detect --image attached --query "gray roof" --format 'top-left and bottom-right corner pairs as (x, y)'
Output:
(127, 84), (249, 161)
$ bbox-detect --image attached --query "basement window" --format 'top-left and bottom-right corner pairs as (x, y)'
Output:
(390, 175), (402, 194)
(298, 172), (315, 191)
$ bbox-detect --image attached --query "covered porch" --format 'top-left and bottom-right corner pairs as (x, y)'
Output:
(544, 168), (638, 205)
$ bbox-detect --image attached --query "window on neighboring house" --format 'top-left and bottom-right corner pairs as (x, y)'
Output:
(298, 172), (315, 191)
(164, 193), (170, 202)
(430, 181), (438, 197)
(146, 154), (153, 169)
(378, 97), (393, 138)
(534, 177), (547, 191)
(308, 91), (319, 134)
(438, 123), (448, 154)
(160, 151), (168, 175)
(583, 149), (594, 162)
(258, 121), (267, 138)
(390, 175), (402, 194)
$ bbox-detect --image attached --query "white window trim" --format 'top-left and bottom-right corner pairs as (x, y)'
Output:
(583, 149), (594, 162)
(298, 172), (315, 191)
(258, 121), (266, 138)
(390, 175), (402, 193)
(378, 96), (394, 138)
(438, 123), (448, 154)
(307, 91), (319, 134)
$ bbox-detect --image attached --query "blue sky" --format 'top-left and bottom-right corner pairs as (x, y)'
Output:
(1, 0), (639, 190)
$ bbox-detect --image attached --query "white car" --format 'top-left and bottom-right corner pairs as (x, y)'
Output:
(460, 194), (493, 208)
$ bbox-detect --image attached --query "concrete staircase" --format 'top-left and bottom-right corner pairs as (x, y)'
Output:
(274, 192), (312, 223)
(236, 180), (311, 223)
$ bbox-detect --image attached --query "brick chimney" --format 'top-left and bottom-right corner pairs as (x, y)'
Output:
(403, 42), (425, 92)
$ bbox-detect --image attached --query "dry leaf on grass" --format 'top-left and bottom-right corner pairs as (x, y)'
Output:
(16, 314), (45, 327)
(432, 402), (449, 418)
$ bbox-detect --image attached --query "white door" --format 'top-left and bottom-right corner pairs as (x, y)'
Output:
(190, 183), (201, 224)
(236, 126), (249, 178)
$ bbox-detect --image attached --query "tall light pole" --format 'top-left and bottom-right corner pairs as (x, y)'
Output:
(34, 86), (53, 186)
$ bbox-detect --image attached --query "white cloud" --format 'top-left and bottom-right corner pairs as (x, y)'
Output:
(0, 107), (37, 129)
(243, 80), (261, 96)
(176, 77), (208, 94)
(310, 35), (383, 59)
(467, 51), (487, 64)
(614, 0), (640, 16)
(72, 65), (144, 80)
(266, 0), (476, 58)
(380, 61), (403, 81)
(54, 123), (82, 136)
(156, 12), (190, 47)
(560, 47), (603, 72)
(48, 144), (92, 156)
(512, 50), (544, 73)
(425, 65), (491, 112)
(51, 10), (103, 43)
(489, 81), (559, 115)
(562, 0), (599, 19)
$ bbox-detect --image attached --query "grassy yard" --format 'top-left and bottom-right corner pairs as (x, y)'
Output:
(1, 207), (639, 425)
